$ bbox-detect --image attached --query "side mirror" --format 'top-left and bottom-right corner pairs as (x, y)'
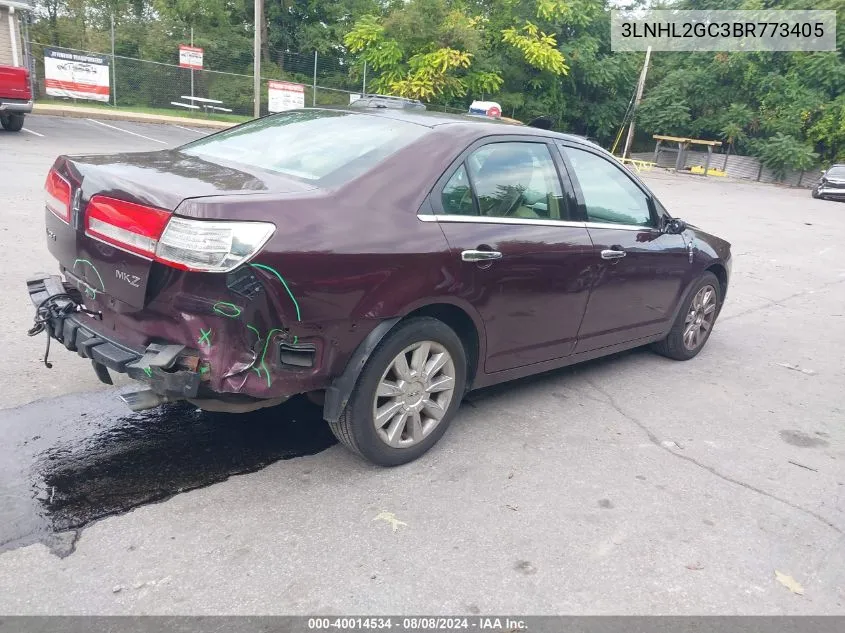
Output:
(663, 218), (687, 234)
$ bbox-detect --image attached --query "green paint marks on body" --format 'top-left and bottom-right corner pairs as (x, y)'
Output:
(213, 301), (242, 318)
(250, 263), (302, 322)
(245, 323), (284, 387)
(143, 367), (153, 378)
(198, 328), (213, 348)
(259, 328), (283, 388)
(73, 258), (106, 299)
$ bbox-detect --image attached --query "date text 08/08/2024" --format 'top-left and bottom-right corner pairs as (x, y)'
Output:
(307, 617), (527, 631)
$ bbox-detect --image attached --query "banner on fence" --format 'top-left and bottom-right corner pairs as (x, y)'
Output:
(268, 81), (305, 112)
(44, 48), (110, 102)
(179, 45), (204, 70)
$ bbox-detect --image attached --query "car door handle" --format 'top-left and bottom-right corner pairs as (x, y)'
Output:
(600, 249), (626, 260)
(461, 250), (503, 262)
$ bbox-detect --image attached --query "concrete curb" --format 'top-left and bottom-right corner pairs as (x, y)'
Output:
(32, 104), (239, 129)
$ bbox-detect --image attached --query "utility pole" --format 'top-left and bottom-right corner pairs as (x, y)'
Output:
(312, 51), (317, 106)
(190, 27), (194, 102)
(622, 46), (651, 160)
(111, 14), (116, 107)
(253, 0), (263, 118)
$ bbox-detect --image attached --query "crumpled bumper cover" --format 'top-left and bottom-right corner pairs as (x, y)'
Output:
(818, 186), (845, 197)
(27, 274), (202, 399)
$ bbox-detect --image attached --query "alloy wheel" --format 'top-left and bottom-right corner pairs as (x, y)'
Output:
(683, 284), (717, 350)
(372, 341), (456, 449)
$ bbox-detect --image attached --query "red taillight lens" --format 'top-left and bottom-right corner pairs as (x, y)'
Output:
(45, 169), (71, 223)
(84, 195), (171, 258)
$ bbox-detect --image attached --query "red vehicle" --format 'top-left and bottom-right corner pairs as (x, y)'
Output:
(0, 64), (31, 130)
(0, 2), (33, 132)
(27, 106), (732, 466)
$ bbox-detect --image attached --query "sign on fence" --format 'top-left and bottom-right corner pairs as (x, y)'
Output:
(44, 48), (110, 102)
(179, 45), (204, 70)
(268, 81), (305, 112)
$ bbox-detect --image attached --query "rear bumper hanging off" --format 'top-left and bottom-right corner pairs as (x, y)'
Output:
(26, 274), (202, 399)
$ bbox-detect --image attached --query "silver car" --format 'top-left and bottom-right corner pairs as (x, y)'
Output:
(812, 164), (845, 200)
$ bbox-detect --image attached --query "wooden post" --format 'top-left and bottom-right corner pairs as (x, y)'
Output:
(622, 46), (652, 159)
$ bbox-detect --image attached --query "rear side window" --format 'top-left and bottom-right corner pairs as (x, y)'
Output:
(440, 141), (571, 221)
(441, 165), (475, 215)
(179, 110), (428, 185)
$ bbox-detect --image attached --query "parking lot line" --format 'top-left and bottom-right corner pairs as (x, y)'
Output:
(85, 118), (168, 144)
(171, 124), (205, 134)
(21, 127), (44, 137)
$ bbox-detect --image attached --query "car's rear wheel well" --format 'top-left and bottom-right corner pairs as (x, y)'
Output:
(706, 263), (728, 301)
(403, 304), (479, 390)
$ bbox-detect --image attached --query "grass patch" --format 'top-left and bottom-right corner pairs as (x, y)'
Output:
(37, 98), (251, 124)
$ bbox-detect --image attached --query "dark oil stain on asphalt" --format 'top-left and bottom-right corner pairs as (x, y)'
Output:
(0, 390), (336, 557)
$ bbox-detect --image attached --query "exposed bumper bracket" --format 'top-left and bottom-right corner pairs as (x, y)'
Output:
(27, 273), (201, 400)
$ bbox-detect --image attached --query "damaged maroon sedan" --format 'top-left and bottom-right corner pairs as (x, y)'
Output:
(28, 105), (731, 466)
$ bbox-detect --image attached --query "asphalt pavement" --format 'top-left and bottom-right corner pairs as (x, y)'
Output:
(0, 115), (842, 614)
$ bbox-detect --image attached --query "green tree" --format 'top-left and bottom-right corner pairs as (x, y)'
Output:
(753, 133), (819, 181)
(344, 0), (568, 101)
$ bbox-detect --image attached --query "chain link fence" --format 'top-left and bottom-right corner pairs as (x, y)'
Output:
(26, 39), (467, 120)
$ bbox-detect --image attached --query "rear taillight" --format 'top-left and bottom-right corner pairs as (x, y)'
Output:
(45, 169), (71, 223)
(83, 196), (275, 271)
(85, 196), (171, 258)
(156, 217), (276, 272)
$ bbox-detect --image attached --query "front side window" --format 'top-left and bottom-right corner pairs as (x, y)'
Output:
(440, 142), (570, 221)
(179, 110), (428, 185)
(562, 146), (653, 227)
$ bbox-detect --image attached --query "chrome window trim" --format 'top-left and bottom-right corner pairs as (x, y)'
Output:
(418, 214), (587, 229)
(418, 213), (660, 232)
(583, 221), (658, 232)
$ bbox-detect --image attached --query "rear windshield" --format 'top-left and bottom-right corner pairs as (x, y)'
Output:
(178, 109), (428, 185)
(827, 166), (845, 178)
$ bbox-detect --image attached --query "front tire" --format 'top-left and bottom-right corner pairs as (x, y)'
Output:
(329, 317), (467, 466)
(811, 187), (822, 199)
(0, 114), (24, 132)
(652, 272), (721, 361)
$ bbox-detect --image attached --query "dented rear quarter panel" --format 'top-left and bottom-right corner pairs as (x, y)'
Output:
(56, 123), (492, 399)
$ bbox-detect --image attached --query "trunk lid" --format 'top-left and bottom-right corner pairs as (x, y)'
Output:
(48, 150), (315, 311)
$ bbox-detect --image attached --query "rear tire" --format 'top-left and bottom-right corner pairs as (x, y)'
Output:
(652, 272), (721, 361)
(0, 114), (24, 132)
(329, 317), (466, 466)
